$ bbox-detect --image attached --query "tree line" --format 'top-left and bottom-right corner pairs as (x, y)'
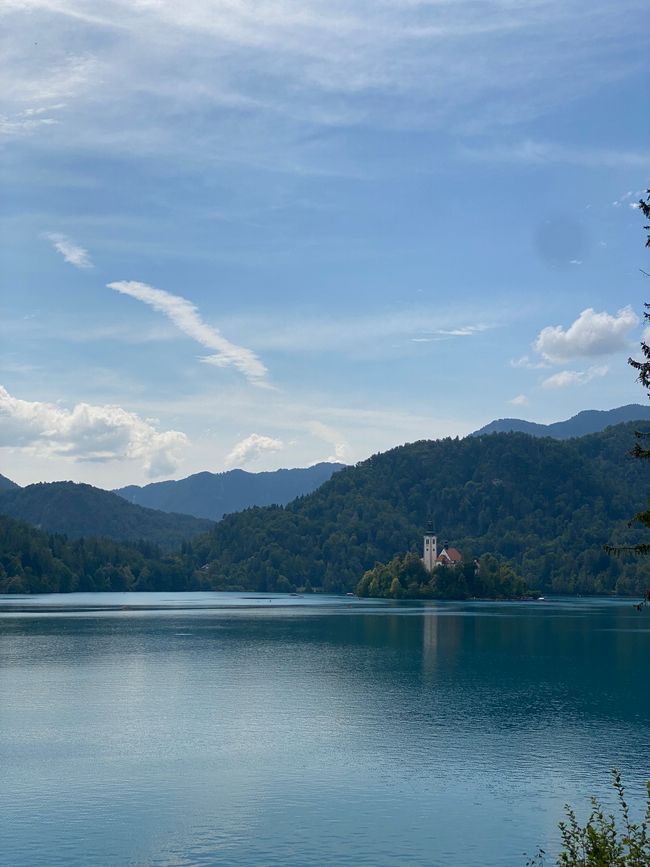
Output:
(3, 422), (650, 596)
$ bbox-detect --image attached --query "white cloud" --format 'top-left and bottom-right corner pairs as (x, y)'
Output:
(0, 113), (60, 136)
(0, 385), (187, 477)
(108, 281), (269, 385)
(541, 365), (609, 389)
(510, 355), (549, 370)
(1, 0), (644, 165)
(612, 189), (644, 207)
(224, 433), (284, 469)
(508, 394), (529, 406)
(307, 420), (349, 464)
(534, 306), (639, 363)
(44, 232), (93, 269)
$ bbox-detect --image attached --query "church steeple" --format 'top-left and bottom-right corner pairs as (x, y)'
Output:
(422, 524), (437, 572)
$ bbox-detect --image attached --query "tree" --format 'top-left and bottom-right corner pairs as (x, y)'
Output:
(527, 770), (650, 866)
(605, 191), (650, 605)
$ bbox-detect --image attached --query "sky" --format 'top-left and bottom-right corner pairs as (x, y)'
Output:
(1, 0), (648, 489)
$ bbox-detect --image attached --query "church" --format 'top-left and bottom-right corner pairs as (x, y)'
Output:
(422, 529), (462, 572)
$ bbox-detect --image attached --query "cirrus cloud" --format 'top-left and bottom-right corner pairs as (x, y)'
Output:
(0, 385), (187, 477)
(44, 232), (93, 269)
(534, 306), (639, 364)
(108, 281), (269, 386)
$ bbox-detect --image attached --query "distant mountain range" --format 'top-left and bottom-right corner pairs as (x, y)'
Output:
(3, 421), (650, 596)
(472, 404), (650, 439)
(114, 462), (345, 520)
(0, 482), (212, 550)
(1, 406), (648, 558)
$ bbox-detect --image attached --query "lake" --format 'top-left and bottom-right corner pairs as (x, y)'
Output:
(1, 594), (649, 866)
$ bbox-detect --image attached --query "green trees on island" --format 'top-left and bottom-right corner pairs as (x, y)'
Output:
(4, 421), (650, 595)
(356, 552), (528, 600)
(193, 422), (650, 597)
(4, 410), (650, 598)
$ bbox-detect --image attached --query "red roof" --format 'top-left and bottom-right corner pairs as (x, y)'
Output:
(437, 547), (462, 563)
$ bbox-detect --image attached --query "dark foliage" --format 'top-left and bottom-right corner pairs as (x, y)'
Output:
(0, 481), (212, 550)
(0, 514), (202, 594)
(356, 552), (527, 600)
(605, 193), (650, 593)
(191, 423), (650, 596)
(527, 770), (650, 866)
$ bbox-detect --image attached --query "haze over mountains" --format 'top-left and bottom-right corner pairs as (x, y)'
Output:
(472, 404), (650, 439)
(114, 462), (345, 520)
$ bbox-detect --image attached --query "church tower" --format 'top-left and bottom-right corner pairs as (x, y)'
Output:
(423, 525), (437, 572)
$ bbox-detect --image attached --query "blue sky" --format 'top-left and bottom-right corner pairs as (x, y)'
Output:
(1, 0), (648, 488)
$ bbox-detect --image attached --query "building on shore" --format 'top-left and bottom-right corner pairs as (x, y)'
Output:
(422, 526), (463, 572)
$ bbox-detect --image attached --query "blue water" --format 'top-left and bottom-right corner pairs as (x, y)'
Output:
(1, 594), (649, 866)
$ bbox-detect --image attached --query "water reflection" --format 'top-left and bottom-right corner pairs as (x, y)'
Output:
(0, 596), (648, 867)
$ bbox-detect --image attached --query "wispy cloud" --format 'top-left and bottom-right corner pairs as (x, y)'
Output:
(461, 140), (650, 168)
(508, 394), (529, 406)
(107, 281), (269, 386)
(2, 0), (645, 166)
(510, 355), (549, 370)
(542, 365), (609, 389)
(612, 189), (645, 207)
(0, 384), (187, 477)
(534, 306), (639, 363)
(220, 310), (497, 354)
(224, 433), (284, 469)
(44, 232), (93, 269)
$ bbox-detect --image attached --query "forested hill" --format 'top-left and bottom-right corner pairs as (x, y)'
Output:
(114, 462), (345, 520)
(193, 422), (650, 596)
(0, 514), (198, 594)
(0, 473), (20, 492)
(0, 482), (212, 550)
(472, 404), (650, 438)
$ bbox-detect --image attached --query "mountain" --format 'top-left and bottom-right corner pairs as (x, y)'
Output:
(0, 481), (212, 550)
(190, 421), (650, 597)
(5, 422), (650, 597)
(471, 404), (650, 439)
(0, 473), (20, 492)
(114, 462), (345, 520)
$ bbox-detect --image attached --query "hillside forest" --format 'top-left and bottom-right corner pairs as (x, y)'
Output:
(2, 422), (650, 597)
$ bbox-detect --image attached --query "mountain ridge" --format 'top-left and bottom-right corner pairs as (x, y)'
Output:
(2, 422), (650, 595)
(0, 473), (20, 492)
(472, 404), (650, 439)
(0, 481), (212, 550)
(191, 421), (650, 596)
(114, 462), (345, 520)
